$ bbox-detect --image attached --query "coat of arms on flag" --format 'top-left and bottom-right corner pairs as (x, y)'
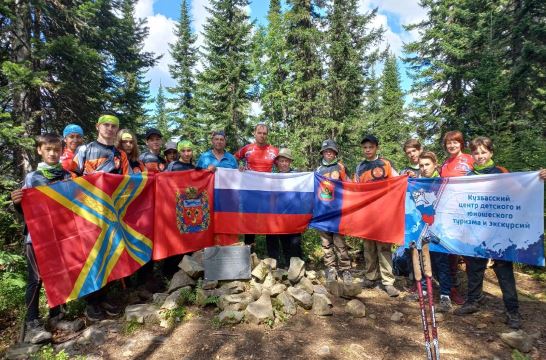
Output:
(176, 186), (210, 233)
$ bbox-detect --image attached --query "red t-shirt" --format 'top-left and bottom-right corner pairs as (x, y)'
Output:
(60, 148), (76, 172)
(440, 153), (474, 177)
(235, 143), (279, 172)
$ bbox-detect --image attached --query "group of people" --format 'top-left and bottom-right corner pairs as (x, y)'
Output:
(10, 114), (546, 344)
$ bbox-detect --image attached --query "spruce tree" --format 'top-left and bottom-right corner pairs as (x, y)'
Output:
(168, 0), (199, 140)
(153, 83), (170, 139)
(195, 0), (253, 151)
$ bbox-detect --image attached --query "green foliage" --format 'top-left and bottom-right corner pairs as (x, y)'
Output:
(123, 319), (143, 335)
(179, 286), (197, 305)
(30, 345), (70, 360)
(511, 349), (531, 360)
(161, 305), (187, 326)
(0, 251), (26, 317)
(63, 299), (87, 320)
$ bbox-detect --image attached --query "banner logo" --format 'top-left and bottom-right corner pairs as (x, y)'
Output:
(318, 180), (335, 201)
(176, 187), (210, 233)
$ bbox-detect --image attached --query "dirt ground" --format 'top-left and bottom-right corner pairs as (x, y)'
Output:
(19, 268), (540, 360)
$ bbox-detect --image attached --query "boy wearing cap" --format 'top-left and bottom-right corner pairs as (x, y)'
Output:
(139, 128), (166, 173)
(196, 130), (238, 170)
(72, 114), (129, 176)
(316, 139), (352, 283)
(166, 141), (195, 171)
(265, 149), (303, 267)
(355, 135), (400, 297)
(164, 141), (178, 165)
(60, 124), (84, 171)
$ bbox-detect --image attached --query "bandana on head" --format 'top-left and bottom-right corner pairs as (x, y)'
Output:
(212, 130), (226, 138)
(177, 140), (193, 152)
(121, 133), (133, 141)
(63, 124), (83, 138)
(97, 114), (119, 126)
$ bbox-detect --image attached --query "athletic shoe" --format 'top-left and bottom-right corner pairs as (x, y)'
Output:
(341, 270), (353, 284)
(453, 302), (480, 316)
(85, 304), (105, 322)
(450, 288), (465, 305)
(361, 278), (377, 288)
(325, 267), (338, 282)
(25, 320), (52, 344)
(100, 301), (122, 317)
(506, 312), (522, 329)
(384, 285), (400, 297)
(437, 295), (452, 313)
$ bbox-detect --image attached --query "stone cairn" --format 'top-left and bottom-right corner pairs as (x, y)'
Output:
(125, 251), (368, 327)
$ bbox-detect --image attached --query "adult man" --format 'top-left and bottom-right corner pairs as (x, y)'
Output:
(235, 124), (279, 172)
(196, 130), (238, 170)
(235, 124), (279, 245)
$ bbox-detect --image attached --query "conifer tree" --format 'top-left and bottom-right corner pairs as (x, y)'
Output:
(196, 0), (253, 151)
(168, 0), (199, 139)
(153, 83), (170, 139)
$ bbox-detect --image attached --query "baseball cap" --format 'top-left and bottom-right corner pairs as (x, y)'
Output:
(145, 128), (162, 140)
(361, 134), (379, 145)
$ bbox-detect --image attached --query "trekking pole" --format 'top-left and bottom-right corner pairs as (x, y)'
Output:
(412, 242), (433, 360)
(421, 242), (440, 360)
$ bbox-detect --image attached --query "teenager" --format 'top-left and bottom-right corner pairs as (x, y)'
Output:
(117, 129), (145, 174)
(139, 128), (166, 173)
(60, 124), (84, 171)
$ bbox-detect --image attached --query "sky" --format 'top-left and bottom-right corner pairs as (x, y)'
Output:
(135, 0), (427, 110)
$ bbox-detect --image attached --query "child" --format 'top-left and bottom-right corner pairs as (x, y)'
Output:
(265, 149), (304, 267)
(11, 134), (72, 344)
(354, 135), (399, 297)
(164, 141), (178, 165)
(117, 129), (145, 174)
(166, 140), (195, 171)
(60, 124), (84, 171)
(417, 151), (453, 312)
(316, 139), (352, 283)
(400, 138), (423, 178)
(139, 128), (166, 173)
(453, 136), (521, 329)
(72, 114), (129, 176)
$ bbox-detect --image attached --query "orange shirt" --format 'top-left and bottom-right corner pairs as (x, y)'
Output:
(235, 143), (279, 172)
(440, 153), (474, 177)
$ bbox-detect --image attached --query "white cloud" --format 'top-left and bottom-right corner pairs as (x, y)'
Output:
(135, 0), (154, 19)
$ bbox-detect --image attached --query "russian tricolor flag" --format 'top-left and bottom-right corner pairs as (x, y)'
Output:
(214, 168), (314, 234)
(309, 173), (408, 244)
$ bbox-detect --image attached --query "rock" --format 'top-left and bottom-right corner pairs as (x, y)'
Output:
(220, 281), (245, 294)
(168, 270), (195, 293)
(218, 310), (244, 325)
(341, 282), (362, 297)
(179, 255), (204, 279)
(476, 322), (487, 329)
(263, 273), (276, 289)
(369, 314), (376, 320)
(250, 253), (260, 269)
(161, 288), (188, 310)
(245, 291), (274, 325)
(287, 257), (305, 283)
(500, 330), (534, 353)
(54, 319), (85, 333)
(202, 280), (218, 290)
(54, 339), (78, 355)
(262, 258), (277, 270)
(78, 325), (106, 346)
(219, 293), (254, 311)
(272, 269), (288, 281)
(277, 291), (297, 316)
(152, 293), (169, 305)
(270, 283), (287, 297)
(195, 288), (208, 306)
(287, 286), (313, 310)
(306, 270), (317, 280)
(296, 277), (314, 294)
(312, 293), (333, 316)
(316, 345), (330, 356)
(251, 261), (270, 282)
(126, 303), (160, 323)
(191, 250), (204, 267)
(313, 284), (329, 295)
(5, 344), (42, 360)
(390, 311), (404, 322)
(434, 313), (445, 323)
(136, 288), (153, 301)
(250, 280), (263, 300)
(346, 299), (366, 318)
(325, 280), (343, 297)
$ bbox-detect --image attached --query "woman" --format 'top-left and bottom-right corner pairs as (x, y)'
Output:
(116, 129), (145, 174)
(440, 130), (473, 305)
(60, 124), (84, 171)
